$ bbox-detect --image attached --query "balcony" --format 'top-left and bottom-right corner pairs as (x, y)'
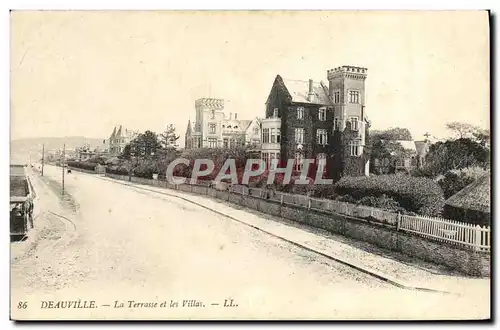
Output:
(261, 117), (281, 127)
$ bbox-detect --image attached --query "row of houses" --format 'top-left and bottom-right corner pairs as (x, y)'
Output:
(184, 65), (429, 177)
(87, 64), (428, 178)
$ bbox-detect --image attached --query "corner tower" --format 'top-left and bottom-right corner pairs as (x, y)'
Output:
(193, 98), (225, 148)
(327, 66), (369, 177)
(327, 66), (367, 129)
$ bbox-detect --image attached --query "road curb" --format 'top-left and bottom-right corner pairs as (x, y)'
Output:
(97, 176), (454, 295)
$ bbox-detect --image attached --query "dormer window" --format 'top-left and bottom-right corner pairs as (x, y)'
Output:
(234, 126), (238, 129)
(273, 108), (279, 118)
(227, 125), (232, 129)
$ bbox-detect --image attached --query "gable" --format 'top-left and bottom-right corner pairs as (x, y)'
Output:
(245, 118), (261, 134)
(265, 75), (293, 106)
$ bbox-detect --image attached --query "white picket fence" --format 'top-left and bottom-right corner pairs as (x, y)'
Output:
(400, 214), (491, 251)
(240, 186), (491, 251)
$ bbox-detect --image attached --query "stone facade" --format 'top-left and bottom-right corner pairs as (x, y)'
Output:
(185, 98), (262, 150)
(262, 66), (370, 179)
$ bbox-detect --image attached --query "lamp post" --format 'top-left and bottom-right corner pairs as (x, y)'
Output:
(62, 144), (66, 194)
(129, 150), (135, 182)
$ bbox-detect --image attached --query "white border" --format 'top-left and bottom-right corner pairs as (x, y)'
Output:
(2, 1), (497, 328)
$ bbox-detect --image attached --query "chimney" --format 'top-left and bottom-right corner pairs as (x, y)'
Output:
(308, 79), (314, 102)
(234, 113), (238, 120)
(229, 112), (233, 120)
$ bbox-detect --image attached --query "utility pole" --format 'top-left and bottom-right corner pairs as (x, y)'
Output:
(41, 144), (45, 176)
(62, 144), (66, 194)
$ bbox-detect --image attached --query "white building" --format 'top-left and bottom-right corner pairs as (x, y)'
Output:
(185, 98), (262, 149)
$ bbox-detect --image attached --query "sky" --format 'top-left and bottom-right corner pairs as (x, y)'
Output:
(10, 10), (490, 146)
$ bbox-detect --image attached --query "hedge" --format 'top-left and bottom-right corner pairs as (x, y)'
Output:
(67, 161), (97, 171)
(106, 166), (129, 176)
(334, 174), (445, 216)
(356, 195), (412, 214)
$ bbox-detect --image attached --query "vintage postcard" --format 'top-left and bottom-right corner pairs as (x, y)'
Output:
(9, 10), (491, 321)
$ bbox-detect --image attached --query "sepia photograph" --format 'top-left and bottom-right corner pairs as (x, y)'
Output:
(9, 9), (491, 321)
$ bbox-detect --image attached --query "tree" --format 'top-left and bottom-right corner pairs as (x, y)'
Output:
(160, 124), (180, 150)
(127, 130), (162, 159)
(472, 128), (490, 148)
(119, 144), (132, 160)
(180, 145), (255, 182)
(417, 138), (489, 178)
(368, 127), (415, 174)
(370, 127), (413, 141)
(446, 121), (490, 146)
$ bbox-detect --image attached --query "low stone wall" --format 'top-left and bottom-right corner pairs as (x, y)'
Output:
(106, 173), (130, 181)
(104, 174), (490, 277)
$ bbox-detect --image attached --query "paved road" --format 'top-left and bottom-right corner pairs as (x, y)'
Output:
(11, 165), (490, 320)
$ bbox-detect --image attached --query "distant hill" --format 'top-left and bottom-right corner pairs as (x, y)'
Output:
(10, 136), (106, 164)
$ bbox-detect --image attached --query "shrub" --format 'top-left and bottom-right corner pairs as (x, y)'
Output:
(106, 166), (129, 176)
(335, 194), (358, 204)
(250, 172), (315, 194)
(334, 174), (445, 216)
(84, 156), (108, 165)
(133, 163), (155, 179)
(67, 161), (97, 171)
(356, 195), (403, 213)
(438, 167), (489, 199)
(310, 185), (337, 199)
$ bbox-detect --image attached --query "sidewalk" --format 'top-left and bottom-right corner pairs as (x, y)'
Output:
(100, 176), (490, 296)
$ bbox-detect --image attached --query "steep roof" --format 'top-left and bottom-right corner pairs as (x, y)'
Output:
(110, 126), (117, 139)
(239, 120), (252, 130)
(396, 140), (417, 152)
(223, 119), (252, 131)
(445, 173), (491, 214)
(414, 141), (430, 157)
(116, 125), (123, 137)
(185, 120), (192, 135)
(245, 117), (262, 131)
(281, 78), (332, 105)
